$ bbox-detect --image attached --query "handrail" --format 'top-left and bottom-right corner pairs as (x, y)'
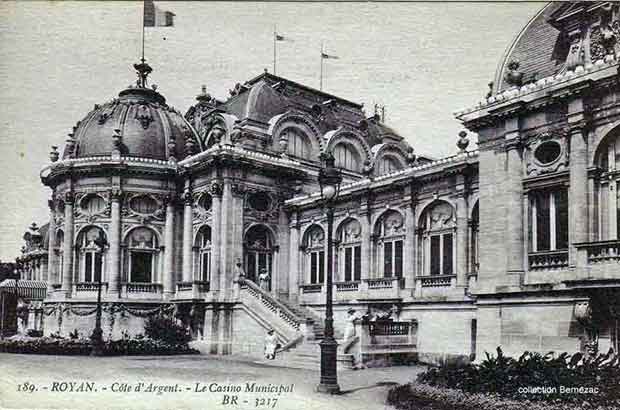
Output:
(342, 335), (360, 354)
(237, 277), (302, 330)
(277, 334), (305, 353)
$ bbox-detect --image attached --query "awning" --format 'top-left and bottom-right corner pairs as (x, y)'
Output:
(0, 280), (47, 300)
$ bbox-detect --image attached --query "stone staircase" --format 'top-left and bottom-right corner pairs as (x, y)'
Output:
(237, 279), (355, 370)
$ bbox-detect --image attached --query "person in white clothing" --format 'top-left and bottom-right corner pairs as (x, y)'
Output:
(264, 329), (278, 360)
(343, 308), (357, 341)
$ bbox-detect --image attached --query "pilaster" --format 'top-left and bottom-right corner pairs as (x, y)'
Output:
(108, 189), (122, 296)
(61, 191), (75, 297)
(210, 182), (223, 295)
(182, 188), (194, 282)
(568, 120), (589, 265)
(163, 194), (176, 298)
(47, 197), (57, 293)
(455, 187), (468, 288)
(504, 132), (525, 282)
(288, 211), (300, 302)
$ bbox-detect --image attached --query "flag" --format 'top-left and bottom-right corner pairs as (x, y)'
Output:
(321, 52), (339, 60)
(144, 0), (175, 27)
(275, 33), (292, 42)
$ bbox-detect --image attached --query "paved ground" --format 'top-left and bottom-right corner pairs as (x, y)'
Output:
(0, 353), (424, 410)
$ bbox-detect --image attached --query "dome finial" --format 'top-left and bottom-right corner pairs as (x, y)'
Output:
(133, 59), (153, 88)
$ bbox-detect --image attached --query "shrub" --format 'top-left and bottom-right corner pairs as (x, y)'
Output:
(144, 315), (191, 347)
(0, 335), (199, 356)
(26, 329), (43, 337)
(415, 347), (620, 407)
(387, 382), (620, 410)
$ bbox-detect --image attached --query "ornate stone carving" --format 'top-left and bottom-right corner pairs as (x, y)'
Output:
(428, 202), (454, 230)
(210, 182), (223, 197)
(457, 131), (470, 152)
(112, 129), (122, 150)
(49, 146), (59, 162)
(135, 103), (153, 129)
(504, 60), (523, 87)
(524, 128), (569, 177)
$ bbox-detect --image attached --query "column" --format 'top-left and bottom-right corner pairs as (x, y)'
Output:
(288, 214), (299, 301)
(163, 195), (176, 298)
(505, 138), (524, 275)
(108, 190), (121, 296)
(219, 182), (231, 297)
(456, 194), (468, 287)
(569, 124), (589, 266)
(404, 197), (415, 289)
(182, 190), (194, 283)
(360, 206), (371, 280)
(277, 205), (290, 299)
(210, 183), (222, 294)
(61, 192), (75, 296)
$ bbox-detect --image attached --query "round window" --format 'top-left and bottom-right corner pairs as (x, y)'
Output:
(248, 192), (272, 212)
(129, 195), (158, 215)
(81, 194), (106, 215)
(534, 141), (561, 165)
(199, 193), (212, 211)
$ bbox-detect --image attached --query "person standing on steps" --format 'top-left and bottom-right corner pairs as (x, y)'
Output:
(258, 268), (270, 292)
(343, 307), (357, 341)
(264, 329), (278, 360)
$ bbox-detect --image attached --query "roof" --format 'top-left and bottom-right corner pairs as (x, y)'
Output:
(0, 280), (47, 300)
(493, 3), (566, 94)
(62, 65), (202, 161)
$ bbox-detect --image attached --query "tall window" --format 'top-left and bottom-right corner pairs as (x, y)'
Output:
(281, 127), (311, 159)
(336, 219), (362, 282)
(244, 225), (274, 283)
(333, 143), (361, 172)
(124, 227), (159, 283)
(595, 129), (619, 240)
(529, 189), (568, 252)
(470, 202), (479, 274)
(419, 201), (455, 276)
(374, 210), (405, 278)
(195, 226), (212, 282)
(303, 225), (325, 284)
(77, 226), (106, 283)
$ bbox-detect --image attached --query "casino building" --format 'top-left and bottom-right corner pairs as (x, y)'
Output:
(6, 2), (620, 365)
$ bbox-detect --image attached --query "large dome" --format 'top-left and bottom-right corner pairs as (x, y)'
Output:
(63, 63), (202, 161)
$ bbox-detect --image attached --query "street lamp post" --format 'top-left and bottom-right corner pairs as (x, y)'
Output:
(91, 232), (107, 356)
(316, 151), (342, 394)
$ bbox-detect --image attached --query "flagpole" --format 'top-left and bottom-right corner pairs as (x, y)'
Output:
(141, 0), (146, 62)
(273, 25), (277, 75)
(320, 42), (324, 91)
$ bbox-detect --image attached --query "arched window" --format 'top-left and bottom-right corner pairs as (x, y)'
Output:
(376, 156), (403, 175)
(195, 226), (212, 282)
(374, 211), (405, 278)
(419, 202), (455, 276)
(282, 127), (311, 159)
(76, 226), (106, 283)
(244, 225), (275, 283)
(333, 143), (361, 172)
(336, 219), (362, 282)
(595, 129), (620, 240)
(124, 227), (159, 283)
(470, 202), (479, 274)
(302, 225), (325, 284)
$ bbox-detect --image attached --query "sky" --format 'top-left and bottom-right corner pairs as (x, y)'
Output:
(0, 1), (543, 261)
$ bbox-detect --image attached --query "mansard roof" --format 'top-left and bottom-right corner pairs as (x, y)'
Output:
(492, 2), (616, 95)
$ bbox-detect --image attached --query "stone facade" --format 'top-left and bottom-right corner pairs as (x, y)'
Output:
(7, 1), (620, 365)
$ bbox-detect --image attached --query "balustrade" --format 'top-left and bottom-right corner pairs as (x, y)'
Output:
(528, 250), (569, 271)
(417, 274), (456, 288)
